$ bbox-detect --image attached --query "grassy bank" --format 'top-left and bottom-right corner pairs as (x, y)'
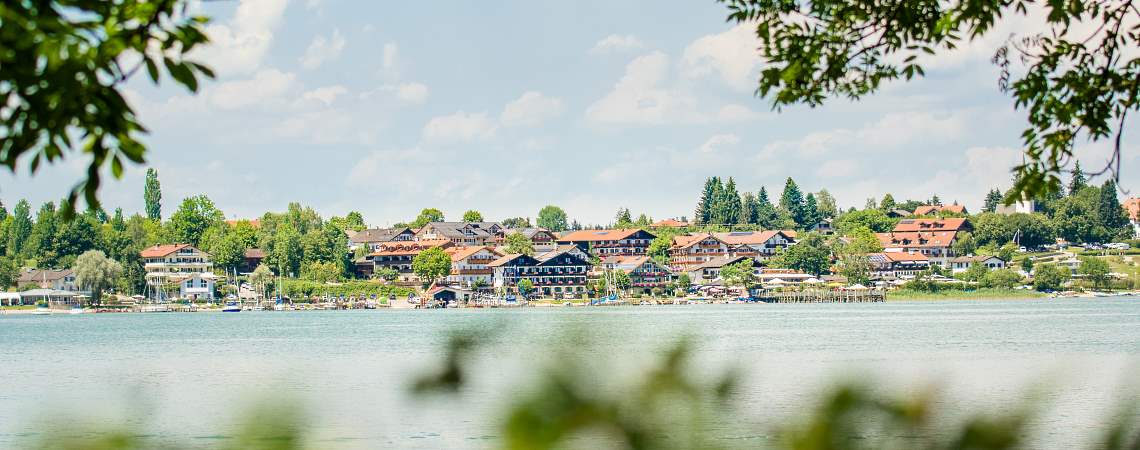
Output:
(887, 288), (1046, 301)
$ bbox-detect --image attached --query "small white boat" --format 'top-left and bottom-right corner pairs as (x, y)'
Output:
(32, 306), (51, 315)
(222, 301), (242, 312)
(68, 305), (87, 314)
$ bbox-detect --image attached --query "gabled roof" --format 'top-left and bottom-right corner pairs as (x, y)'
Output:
(140, 244), (192, 258)
(877, 231), (957, 248)
(506, 227), (557, 240)
(712, 230), (795, 245)
(17, 268), (74, 283)
(892, 218), (970, 232)
(348, 227), (413, 244)
(487, 254), (528, 267)
(690, 255), (752, 270)
(444, 245), (501, 262)
(913, 204), (968, 216)
(1124, 198), (1140, 221)
(417, 222), (503, 239)
(557, 228), (655, 242)
(872, 252), (930, 262)
(671, 233), (720, 250)
(370, 239), (452, 256)
(950, 255), (1005, 264)
(244, 249), (266, 259)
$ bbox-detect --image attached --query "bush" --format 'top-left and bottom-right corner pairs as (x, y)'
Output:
(980, 269), (1024, 289)
(279, 279), (413, 301)
(1032, 264), (1070, 291)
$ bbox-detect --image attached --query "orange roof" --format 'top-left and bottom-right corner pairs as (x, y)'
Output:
(370, 239), (451, 256)
(557, 228), (647, 242)
(913, 205), (967, 216)
(671, 233), (718, 249)
(1125, 198), (1140, 221)
(713, 230), (794, 245)
(892, 218), (969, 232)
(652, 219), (690, 228)
(877, 231), (957, 249)
(140, 244), (190, 258)
(444, 245), (500, 262)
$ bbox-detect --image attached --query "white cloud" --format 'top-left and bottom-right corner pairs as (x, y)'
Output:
(299, 29), (346, 69)
(422, 111), (498, 145)
(501, 91), (565, 127)
(698, 134), (740, 154)
(681, 24), (761, 91)
(586, 51), (763, 126)
(760, 110), (971, 158)
(590, 34), (645, 54)
(193, 0), (289, 75)
(300, 85), (348, 106)
(208, 69), (302, 110)
(816, 159), (859, 178)
(361, 82), (430, 104)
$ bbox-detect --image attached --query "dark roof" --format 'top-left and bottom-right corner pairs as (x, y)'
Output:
(17, 268), (74, 283)
(244, 248), (266, 259)
(348, 227), (412, 244)
(417, 222), (503, 239)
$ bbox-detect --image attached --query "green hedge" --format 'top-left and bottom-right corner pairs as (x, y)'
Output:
(278, 279), (414, 301)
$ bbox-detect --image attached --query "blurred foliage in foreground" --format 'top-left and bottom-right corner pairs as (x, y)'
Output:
(29, 332), (1140, 450)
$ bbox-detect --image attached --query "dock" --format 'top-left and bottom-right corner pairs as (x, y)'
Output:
(755, 288), (885, 303)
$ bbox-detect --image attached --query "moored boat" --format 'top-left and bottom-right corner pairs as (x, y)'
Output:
(222, 300), (242, 312)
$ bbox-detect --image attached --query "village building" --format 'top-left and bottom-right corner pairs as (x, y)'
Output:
(877, 218), (971, 267)
(556, 228), (657, 257)
(488, 245), (591, 297)
(686, 255), (754, 284)
(357, 239), (454, 280)
(16, 268), (80, 292)
(415, 222), (504, 246)
(502, 227), (560, 253)
(886, 209), (913, 218)
(1125, 198), (1140, 238)
(443, 246), (502, 288)
(140, 244), (215, 301)
(346, 227), (415, 252)
(712, 230), (797, 260)
(600, 256), (673, 293)
(867, 252), (931, 279)
(949, 255), (1007, 273)
(240, 249), (266, 274)
(669, 233), (730, 271)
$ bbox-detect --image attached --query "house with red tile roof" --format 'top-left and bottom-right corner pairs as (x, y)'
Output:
(892, 217), (971, 233)
(443, 246), (503, 288)
(651, 218), (690, 228)
(139, 244), (214, 300)
(357, 239), (453, 280)
(600, 255), (673, 293)
(668, 233), (729, 271)
(876, 230), (959, 267)
(867, 252), (931, 279)
(712, 230), (797, 260)
(1125, 198), (1140, 238)
(556, 228), (656, 257)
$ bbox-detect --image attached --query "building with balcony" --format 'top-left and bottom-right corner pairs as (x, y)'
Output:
(140, 244), (215, 301)
(346, 227), (415, 252)
(443, 246), (502, 288)
(415, 222), (504, 246)
(501, 227), (560, 253)
(867, 252), (931, 279)
(669, 233), (730, 271)
(489, 245), (591, 297)
(359, 239), (454, 281)
(600, 256), (672, 293)
(713, 230), (797, 260)
(16, 269), (80, 292)
(556, 228), (656, 257)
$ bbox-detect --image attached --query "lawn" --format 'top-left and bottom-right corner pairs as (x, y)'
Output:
(887, 288), (1047, 301)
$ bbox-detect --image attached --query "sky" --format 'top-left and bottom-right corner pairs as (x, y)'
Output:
(1, 0), (1136, 227)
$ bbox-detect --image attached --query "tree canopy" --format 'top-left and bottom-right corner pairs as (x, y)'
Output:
(720, 0), (1139, 200)
(537, 205), (569, 232)
(2, 0), (213, 214)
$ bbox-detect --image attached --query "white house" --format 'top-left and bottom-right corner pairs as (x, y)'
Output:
(949, 255), (1007, 274)
(140, 244), (215, 301)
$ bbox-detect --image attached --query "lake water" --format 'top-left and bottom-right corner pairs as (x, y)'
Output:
(1, 297), (1138, 449)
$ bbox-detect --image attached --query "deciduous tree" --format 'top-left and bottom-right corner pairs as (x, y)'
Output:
(413, 247), (452, 284)
(537, 206), (568, 232)
(74, 250), (122, 304)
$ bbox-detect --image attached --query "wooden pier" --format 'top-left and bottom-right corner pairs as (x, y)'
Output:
(755, 288), (885, 303)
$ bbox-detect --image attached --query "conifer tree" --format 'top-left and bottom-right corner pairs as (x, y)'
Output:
(779, 177), (806, 228)
(719, 177), (742, 225)
(740, 192), (759, 225)
(1098, 179), (1130, 239)
(1068, 161), (1088, 196)
(29, 202), (58, 266)
(803, 193), (821, 228)
(144, 168), (162, 221)
(7, 200), (32, 258)
(983, 189), (1004, 213)
(694, 177), (720, 225)
(756, 187), (779, 229)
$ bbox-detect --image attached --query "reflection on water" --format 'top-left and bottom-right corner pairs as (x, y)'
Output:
(1, 297), (1138, 448)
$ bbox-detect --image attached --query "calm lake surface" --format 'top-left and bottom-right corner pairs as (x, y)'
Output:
(2, 297), (1138, 449)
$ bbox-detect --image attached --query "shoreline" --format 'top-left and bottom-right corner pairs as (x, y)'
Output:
(2, 292), (1136, 315)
